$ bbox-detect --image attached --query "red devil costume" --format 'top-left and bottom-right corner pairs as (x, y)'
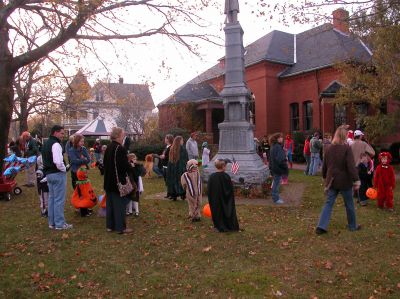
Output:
(71, 167), (97, 216)
(374, 152), (395, 210)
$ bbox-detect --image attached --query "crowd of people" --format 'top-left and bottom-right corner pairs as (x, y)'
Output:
(4, 124), (397, 236)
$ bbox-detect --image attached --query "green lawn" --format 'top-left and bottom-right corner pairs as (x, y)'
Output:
(1, 168), (399, 298)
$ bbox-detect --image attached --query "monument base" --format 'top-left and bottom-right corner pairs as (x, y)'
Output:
(202, 152), (269, 185)
(202, 122), (269, 185)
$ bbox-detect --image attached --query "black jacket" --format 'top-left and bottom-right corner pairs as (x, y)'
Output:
(103, 141), (131, 193)
(269, 143), (288, 176)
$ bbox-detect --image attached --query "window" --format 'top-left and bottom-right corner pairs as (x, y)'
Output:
(355, 103), (368, 130)
(303, 101), (313, 131)
(334, 104), (346, 129)
(290, 103), (300, 132)
(95, 90), (104, 101)
(379, 100), (387, 114)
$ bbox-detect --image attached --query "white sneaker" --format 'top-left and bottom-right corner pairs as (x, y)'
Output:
(55, 223), (73, 230)
(274, 199), (284, 204)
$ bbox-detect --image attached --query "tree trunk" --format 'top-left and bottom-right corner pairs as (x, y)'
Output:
(19, 100), (29, 134)
(0, 64), (15, 165)
(0, 24), (16, 165)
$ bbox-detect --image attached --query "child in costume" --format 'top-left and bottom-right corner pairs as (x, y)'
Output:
(374, 152), (396, 211)
(357, 153), (373, 206)
(283, 134), (294, 169)
(201, 142), (210, 168)
(207, 159), (239, 232)
(126, 153), (144, 216)
(36, 154), (49, 217)
(181, 159), (203, 222)
(71, 167), (98, 216)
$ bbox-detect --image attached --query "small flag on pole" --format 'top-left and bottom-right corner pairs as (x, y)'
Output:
(231, 156), (239, 174)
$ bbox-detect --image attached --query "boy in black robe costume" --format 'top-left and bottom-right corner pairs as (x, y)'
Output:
(207, 159), (239, 232)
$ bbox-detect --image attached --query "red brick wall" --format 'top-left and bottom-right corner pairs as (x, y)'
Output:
(159, 63), (399, 146)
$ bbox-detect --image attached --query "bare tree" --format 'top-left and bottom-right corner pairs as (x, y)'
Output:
(0, 0), (220, 162)
(115, 93), (150, 137)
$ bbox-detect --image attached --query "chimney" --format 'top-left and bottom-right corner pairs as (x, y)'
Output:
(332, 8), (349, 33)
(119, 77), (124, 84)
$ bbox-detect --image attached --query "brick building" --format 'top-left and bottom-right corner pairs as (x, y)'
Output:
(158, 9), (400, 149)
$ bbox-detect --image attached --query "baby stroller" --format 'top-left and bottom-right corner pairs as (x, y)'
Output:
(0, 163), (22, 201)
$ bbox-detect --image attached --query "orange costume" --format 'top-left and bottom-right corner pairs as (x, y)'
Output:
(374, 152), (396, 209)
(71, 167), (98, 209)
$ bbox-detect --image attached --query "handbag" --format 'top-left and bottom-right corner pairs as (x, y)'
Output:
(114, 145), (134, 197)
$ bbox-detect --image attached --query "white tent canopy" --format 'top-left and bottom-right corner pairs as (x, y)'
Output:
(74, 117), (116, 136)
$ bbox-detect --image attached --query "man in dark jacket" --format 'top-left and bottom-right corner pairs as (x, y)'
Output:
(269, 133), (288, 204)
(42, 125), (72, 230)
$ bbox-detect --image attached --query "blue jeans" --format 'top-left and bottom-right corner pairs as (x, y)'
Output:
(153, 165), (163, 177)
(308, 152), (320, 176)
(317, 188), (357, 231)
(94, 152), (101, 162)
(304, 154), (311, 175)
(271, 175), (282, 203)
(47, 172), (67, 228)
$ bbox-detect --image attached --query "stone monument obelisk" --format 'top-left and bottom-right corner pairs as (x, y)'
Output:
(203, 0), (269, 184)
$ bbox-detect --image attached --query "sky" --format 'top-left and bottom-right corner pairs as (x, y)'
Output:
(67, 1), (344, 107)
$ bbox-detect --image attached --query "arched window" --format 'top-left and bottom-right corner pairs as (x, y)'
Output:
(303, 101), (313, 131)
(290, 103), (300, 131)
(334, 104), (346, 129)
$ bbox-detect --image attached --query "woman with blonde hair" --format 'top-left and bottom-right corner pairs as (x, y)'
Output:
(166, 136), (189, 200)
(316, 125), (361, 235)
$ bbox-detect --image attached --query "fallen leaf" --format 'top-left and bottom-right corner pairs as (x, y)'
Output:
(202, 246), (212, 252)
(61, 233), (69, 239)
(324, 261), (333, 270)
(397, 283), (400, 289)
(38, 262), (45, 268)
(77, 282), (84, 289)
(275, 290), (283, 296)
(125, 270), (131, 274)
(70, 275), (77, 280)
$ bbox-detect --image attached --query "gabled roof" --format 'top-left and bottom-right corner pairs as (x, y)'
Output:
(320, 80), (343, 98)
(279, 24), (371, 77)
(188, 30), (294, 85)
(158, 82), (220, 106)
(92, 81), (155, 110)
(163, 22), (372, 103)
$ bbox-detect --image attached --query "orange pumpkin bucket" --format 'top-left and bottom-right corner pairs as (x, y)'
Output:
(203, 203), (212, 218)
(366, 188), (377, 200)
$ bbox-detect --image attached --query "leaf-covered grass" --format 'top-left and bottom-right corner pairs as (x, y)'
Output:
(1, 168), (400, 298)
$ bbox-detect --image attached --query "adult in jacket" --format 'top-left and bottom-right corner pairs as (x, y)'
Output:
(103, 127), (133, 234)
(68, 134), (91, 217)
(167, 136), (189, 200)
(316, 125), (361, 235)
(269, 133), (288, 204)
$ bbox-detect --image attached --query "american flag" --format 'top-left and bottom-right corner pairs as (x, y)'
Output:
(231, 157), (239, 174)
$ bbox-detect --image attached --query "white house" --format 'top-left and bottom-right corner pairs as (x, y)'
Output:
(62, 71), (155, 138)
